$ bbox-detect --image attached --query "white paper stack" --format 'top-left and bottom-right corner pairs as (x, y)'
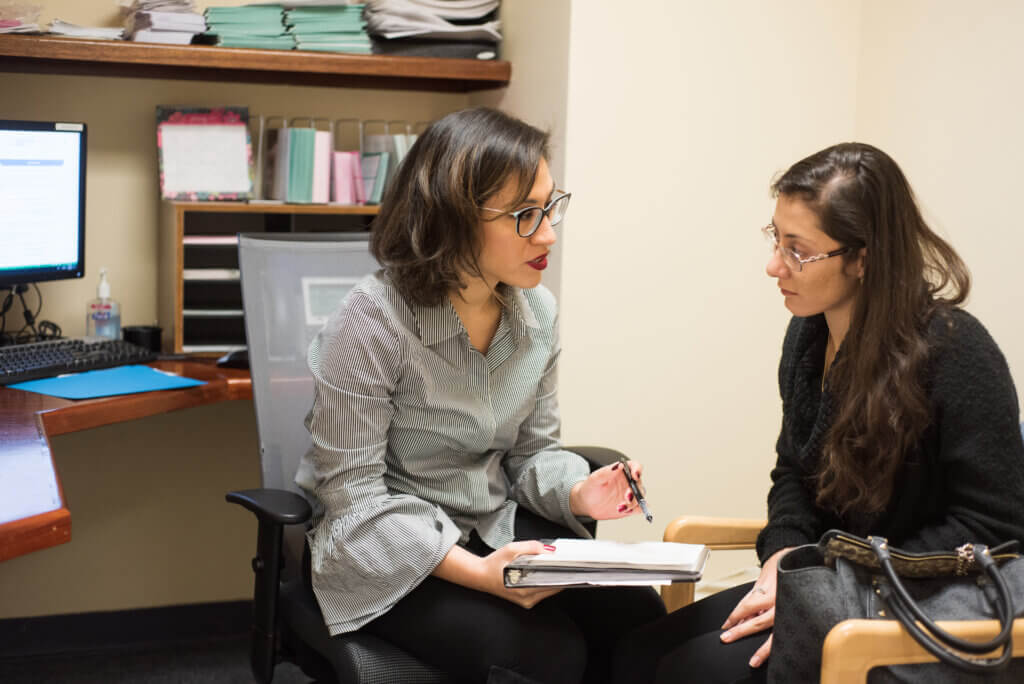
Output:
(121, 0), (206, 44)
(364, 0), (500, 42)
(49, 20), (125, 40)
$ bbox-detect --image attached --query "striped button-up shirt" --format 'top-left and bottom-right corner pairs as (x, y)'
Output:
(296, 271), (592, 635)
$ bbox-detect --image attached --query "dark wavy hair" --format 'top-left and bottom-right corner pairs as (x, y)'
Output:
(772, 142), (970, 515)
(370, 106), (550, 307)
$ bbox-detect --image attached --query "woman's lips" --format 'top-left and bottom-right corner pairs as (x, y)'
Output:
(780, 287), (796, 296)
(528, 254), (548, 270)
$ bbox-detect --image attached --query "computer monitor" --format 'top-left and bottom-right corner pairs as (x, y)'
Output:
(0, 120), (87, 288)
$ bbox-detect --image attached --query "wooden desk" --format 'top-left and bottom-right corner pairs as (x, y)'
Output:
(0, 361), (251, 563)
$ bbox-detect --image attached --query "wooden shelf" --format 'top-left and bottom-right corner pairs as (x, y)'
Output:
(0, 34), (510, 92)
(173, 201), (379, 215)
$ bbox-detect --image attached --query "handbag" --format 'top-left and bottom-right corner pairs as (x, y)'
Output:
(768, 529), (1024, 683)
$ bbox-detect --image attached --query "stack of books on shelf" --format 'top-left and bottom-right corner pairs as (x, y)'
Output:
(286, 4), (371, 54)
(122, 0), (206, 44)
(203, 4), (292, 50)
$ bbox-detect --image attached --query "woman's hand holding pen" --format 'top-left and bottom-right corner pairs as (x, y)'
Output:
(569, 460), (645, 520)
(433, 540), (562, 609)
(719, 546), (794, 668)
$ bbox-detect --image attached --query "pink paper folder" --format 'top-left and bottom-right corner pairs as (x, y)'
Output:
(332, 151), (366, 205)
(312, 131), (331, 203)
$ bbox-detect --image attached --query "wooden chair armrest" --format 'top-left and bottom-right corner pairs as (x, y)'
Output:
(820, 618), (1024, 683)
(662, 516), (766, 549)
(660, 516), (767, 613)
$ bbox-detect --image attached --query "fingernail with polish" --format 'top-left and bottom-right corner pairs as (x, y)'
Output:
(612, 463), (620, 471)
(627, 491), (634, 501)
(617, 504), (627, 512)
(543, 544), (556, 551)
(749, 655), (761, 667)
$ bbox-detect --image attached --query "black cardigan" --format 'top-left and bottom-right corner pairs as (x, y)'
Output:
(756, 308), (1024, 562)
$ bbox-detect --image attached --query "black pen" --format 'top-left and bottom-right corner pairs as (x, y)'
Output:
(618, 456), (653, 523)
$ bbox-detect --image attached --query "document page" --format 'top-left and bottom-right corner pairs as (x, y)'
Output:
(518, 538), (707, 570)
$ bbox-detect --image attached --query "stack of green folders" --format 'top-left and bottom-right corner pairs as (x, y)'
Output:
(285, 4), (371, 54)
(204, 4), (292, 50)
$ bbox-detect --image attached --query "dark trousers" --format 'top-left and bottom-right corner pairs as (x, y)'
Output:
(612, 581), (770, 684)
(361, 508), (666, 684)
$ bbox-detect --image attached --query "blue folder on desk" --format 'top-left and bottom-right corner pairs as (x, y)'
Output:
(9, 365), (205, 400)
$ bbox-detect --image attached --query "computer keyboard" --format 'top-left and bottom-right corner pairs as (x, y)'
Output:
(0, 337), (158, 386)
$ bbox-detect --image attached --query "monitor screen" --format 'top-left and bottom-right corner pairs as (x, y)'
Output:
(0, 120), (87, 288)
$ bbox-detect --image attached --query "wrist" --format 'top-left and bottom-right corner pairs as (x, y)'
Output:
(569, 480), (585, 517)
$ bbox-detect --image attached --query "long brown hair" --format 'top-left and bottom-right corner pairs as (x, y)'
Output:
(370, 106), (550, 308)
(772, 142), (970, 515)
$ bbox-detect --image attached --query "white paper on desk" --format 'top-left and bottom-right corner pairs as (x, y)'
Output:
(158, 123), (251, 196)
(0, 439), (62, 525)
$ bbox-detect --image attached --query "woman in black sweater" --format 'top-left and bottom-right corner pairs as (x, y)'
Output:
(613, 142), (1024, 684)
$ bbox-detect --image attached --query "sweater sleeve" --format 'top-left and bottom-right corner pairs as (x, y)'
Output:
(897, 311), (1024, 552)
(301, 291), (462, 635)
(756, 317), (829, 562)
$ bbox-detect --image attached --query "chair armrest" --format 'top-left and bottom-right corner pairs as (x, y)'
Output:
(661, 515), (766, 613)
(820, 618), (1024, 684)
(567, 445), (625, 471)
(226, 488), (312, 526)
(663, 515), (765, 549)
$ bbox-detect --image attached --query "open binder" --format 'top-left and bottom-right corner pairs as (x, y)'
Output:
(504, 538), (710, 588)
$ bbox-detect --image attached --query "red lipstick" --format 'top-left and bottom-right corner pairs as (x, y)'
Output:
(528, 254), (548, 270)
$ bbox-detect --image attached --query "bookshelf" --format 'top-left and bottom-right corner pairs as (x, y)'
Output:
(0, 34), (510, 92)
(159, 202), (379, 355)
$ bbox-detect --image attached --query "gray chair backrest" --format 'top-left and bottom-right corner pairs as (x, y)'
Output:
(238, 233), (378, 495)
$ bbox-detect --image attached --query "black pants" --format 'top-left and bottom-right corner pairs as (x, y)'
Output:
(612, 581), (769, 684)
(361, 508), (666, 684)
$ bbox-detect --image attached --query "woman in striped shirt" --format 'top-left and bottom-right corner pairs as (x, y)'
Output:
(297, 106), (665, 684)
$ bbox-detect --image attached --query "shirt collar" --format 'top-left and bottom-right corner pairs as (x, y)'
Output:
(412, 286), (540, 347)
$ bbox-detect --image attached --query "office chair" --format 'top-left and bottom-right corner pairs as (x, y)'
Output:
(227, 233), (620, 683)
(662, 421), (1024, 683)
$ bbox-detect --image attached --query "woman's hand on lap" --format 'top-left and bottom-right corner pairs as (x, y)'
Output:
(719, 546), (793, 667)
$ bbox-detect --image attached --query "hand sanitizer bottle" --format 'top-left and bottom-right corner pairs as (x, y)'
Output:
(86, 268), (122, 340)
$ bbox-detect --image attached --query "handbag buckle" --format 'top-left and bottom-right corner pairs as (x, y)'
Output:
(956, 543), (975, 576)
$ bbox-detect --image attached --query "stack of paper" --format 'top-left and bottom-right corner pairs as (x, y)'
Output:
(122, 0), (206, 44)
(49, 19), (125, 40)
(503, 539), (711, 588)
(364, 0), (499, 41)
(286, 4), (371, 54)
(204, 4), (292, 50)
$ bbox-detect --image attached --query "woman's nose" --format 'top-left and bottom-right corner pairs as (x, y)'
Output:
(766, 247), (789, 278)
(531, 215), (557, 246)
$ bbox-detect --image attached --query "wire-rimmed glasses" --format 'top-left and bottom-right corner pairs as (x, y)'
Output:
(482, 191), (571, 237)
(762, 223), (850, 272)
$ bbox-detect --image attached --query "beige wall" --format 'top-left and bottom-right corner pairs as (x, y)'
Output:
(559, 1), (863, 547)
(855, 0), (1024, 395)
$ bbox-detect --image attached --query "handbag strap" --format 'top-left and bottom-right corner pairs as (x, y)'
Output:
(871, 536), (1015, 664)
(878, 581), (1013, 673)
